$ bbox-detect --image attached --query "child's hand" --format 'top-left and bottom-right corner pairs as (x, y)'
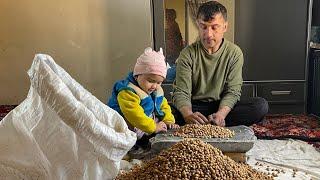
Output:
(167, 123), (180, 129)
(155, 121), (167, 133)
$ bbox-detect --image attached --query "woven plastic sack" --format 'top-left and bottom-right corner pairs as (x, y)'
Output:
(0, 54), (136, 179)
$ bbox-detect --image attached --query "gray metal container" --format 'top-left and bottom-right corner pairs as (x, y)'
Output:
(150, 125), (257, 153)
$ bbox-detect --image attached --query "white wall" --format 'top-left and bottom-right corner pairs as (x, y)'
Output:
(0, 0), (152, 104)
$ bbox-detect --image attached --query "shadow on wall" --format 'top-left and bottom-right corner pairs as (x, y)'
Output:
(105, 0), (152, 98)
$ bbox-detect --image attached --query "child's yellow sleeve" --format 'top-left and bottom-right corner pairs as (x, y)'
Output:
(117, 90), (156, 134)
(160, 97), (175, 124)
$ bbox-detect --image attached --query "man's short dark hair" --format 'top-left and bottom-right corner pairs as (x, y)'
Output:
(197, 1), (227, 22)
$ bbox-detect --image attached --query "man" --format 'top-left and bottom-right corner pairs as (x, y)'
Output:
(172, 1), (268, 127)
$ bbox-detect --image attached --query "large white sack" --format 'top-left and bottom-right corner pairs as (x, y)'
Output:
(0, 54), (137, 180)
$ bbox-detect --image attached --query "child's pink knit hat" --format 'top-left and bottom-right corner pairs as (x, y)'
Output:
(133, 47), (167, 78)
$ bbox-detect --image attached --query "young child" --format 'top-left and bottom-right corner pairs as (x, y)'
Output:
(108, 47), (179, 141)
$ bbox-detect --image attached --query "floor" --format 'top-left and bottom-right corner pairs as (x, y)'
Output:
(1, 105), (320, 179)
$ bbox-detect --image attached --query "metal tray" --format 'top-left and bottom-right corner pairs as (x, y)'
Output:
(150, 125), (257, 153)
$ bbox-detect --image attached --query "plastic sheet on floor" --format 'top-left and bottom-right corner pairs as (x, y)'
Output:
(247, 139), (320, 179)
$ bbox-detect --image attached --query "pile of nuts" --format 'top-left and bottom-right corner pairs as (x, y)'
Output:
(172, 124), (235, 138)
(116, 139), (273, 180)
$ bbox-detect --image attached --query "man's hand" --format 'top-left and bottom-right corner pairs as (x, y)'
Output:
(184, 112), (209, 125)
(155, 121), (167, 133)
(208, 106), (231, 127)
(208, 113), (226, 127)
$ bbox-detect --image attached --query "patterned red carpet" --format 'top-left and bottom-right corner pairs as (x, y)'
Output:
(0, 105), (16, 121)
(251, 114), (320, 150)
